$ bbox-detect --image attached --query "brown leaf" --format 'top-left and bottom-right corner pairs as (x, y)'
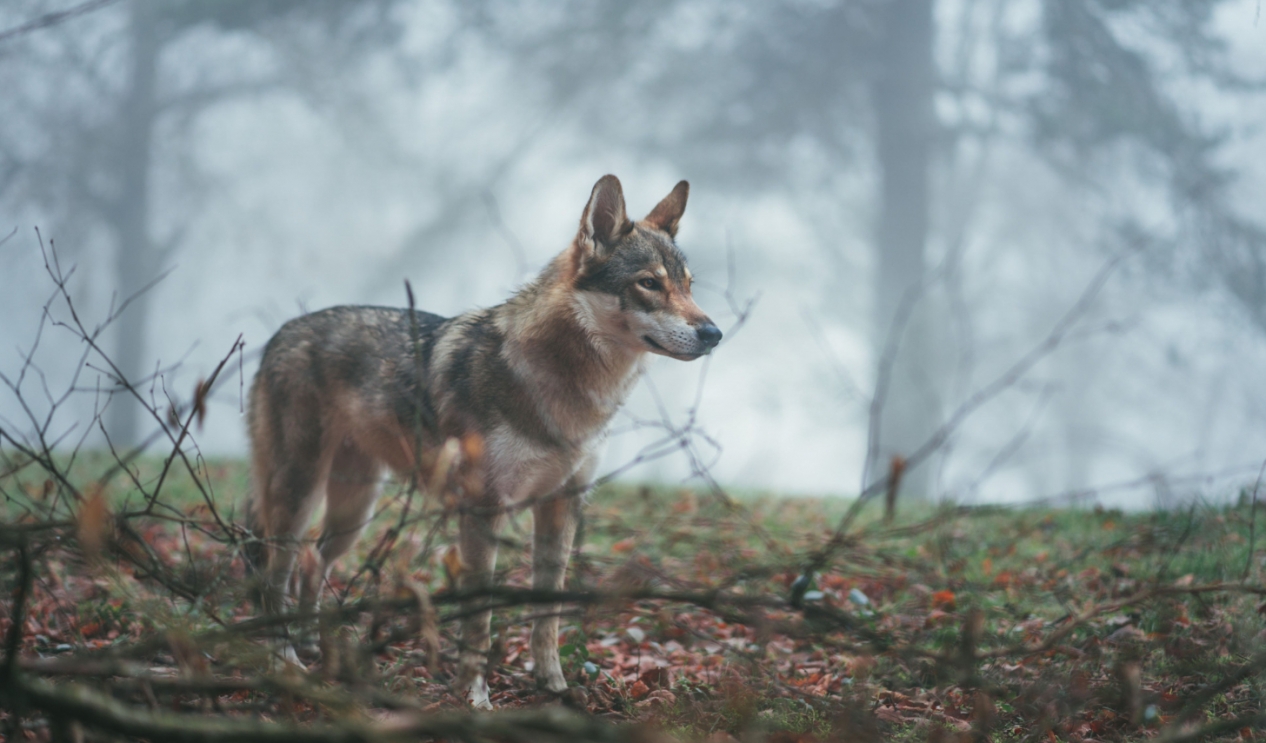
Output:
(629, 680), (650, 700)
(461, 432), (485, 462)
(932, 590), (957, 612)
(77, 484), (110, 560)
(671, 490), (697, 514)
(442, 545), (465, 586)
(638, 667), (672, 690)
(193, 377), (210, 430)
(612, 538), (637, 554)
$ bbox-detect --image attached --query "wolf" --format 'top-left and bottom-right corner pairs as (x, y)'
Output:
(244, 175), (720, 708)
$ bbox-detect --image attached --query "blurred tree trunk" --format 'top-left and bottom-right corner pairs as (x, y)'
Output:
(866, 0), (939, 500)
(104, 0), (160, 447)
(6, 1), (410, 448)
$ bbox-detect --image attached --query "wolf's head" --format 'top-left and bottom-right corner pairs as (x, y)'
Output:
(567, 175), (721, 361)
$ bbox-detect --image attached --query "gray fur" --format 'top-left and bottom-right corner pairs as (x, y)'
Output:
(245, 175), (721, 707)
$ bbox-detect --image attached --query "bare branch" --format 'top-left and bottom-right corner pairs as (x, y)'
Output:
(0, 0), (124, 45)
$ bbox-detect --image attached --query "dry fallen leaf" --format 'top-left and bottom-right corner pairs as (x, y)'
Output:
(638, 666), (671, 690)
(442, 545), (465, 586)
(634, 689), (677, 709)
(193, 377), (211, 430)
(612, 538), (637, 554)
(671, 490), (697, 514)
(77, 484), (110, 560)
(461, 432), (485, 462)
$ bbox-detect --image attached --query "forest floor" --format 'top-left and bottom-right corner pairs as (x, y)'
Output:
(2, 455), (1265, 742)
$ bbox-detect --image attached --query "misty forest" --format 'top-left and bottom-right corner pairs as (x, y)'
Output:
(3, 1), (1266, 741)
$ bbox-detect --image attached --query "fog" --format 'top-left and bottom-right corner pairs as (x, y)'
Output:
(3, 0), (1266, 508)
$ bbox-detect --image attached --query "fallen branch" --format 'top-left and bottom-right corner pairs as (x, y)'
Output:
(2, 670), (630, 743)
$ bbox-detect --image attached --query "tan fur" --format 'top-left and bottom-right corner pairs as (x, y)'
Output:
(244, 175), (721, 707)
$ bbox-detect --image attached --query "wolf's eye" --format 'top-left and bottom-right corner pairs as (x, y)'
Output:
(638, 278), (660, 291)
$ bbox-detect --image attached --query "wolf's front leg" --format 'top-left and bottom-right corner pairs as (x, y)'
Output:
(531, 490), (579, 694)
(259, 540), (307, 667)
(457, 505), (502, 709)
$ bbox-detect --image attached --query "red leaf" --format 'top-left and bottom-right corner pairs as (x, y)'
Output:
(638, 667), (671, 690)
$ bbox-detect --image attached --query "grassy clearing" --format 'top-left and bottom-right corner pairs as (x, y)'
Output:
(2, 453), (1264, 742)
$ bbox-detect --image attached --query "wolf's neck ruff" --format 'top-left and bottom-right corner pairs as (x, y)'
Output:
(496, 283), (643, 449)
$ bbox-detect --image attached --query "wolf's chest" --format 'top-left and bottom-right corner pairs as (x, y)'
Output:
(538, 364), (640, 443)
(482, 423), (602, 503)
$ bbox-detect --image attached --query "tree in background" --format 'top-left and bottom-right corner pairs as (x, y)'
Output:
(0, 0), (403, 447)
(2, 0), (1262, 494)
(467, 0), (1264, 498)
(1031, 0), (1266, 323)
(866, 0), (938, 497)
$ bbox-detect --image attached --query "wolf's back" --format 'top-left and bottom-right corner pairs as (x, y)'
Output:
(244, 305), (449, 559)
(256, 306), (448, 384)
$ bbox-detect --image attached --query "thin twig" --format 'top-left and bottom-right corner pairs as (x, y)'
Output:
(0, 0), (124, 44)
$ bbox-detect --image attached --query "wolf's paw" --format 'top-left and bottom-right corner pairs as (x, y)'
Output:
(276, 643), (307, 671)
(557, 685), (588, 709)
(532, 677), (586, 708)
(534, 673), (569, 698)
(294, 637), (321, 664)
(465, 674), (492, 710)
(534, 662), (568, 694)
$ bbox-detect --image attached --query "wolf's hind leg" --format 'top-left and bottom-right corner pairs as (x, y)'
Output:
(531, 492), (578, 694)
(304, 441), (381, 612)
(247, 376), (323, 649)
(257, 442), (324, 619)
(457, 504), (504, 709)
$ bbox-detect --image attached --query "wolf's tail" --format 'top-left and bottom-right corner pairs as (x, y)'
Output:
(242, 366), (269, 579)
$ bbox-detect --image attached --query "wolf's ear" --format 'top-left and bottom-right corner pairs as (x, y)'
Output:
(579, 174), (632, 256)
(643, 180), (689, 238)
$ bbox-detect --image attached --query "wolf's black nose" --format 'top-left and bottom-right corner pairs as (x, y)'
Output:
(696, 323), (723, 348)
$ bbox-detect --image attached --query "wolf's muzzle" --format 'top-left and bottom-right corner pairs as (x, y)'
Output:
(696, 323), (722, 349)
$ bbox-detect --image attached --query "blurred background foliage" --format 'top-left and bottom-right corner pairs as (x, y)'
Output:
(2, 0), (1266, 505)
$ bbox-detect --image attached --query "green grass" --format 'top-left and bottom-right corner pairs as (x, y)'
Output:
(2, 452), (1264, 742)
